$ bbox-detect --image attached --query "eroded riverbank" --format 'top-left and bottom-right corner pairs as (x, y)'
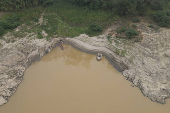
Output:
(0, 17), (170, 105)
(0, 44), (170, 113)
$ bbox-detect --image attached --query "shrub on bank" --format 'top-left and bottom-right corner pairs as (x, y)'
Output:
(116, 26), (138, 39)
(0, 26), (4, 36)
(132, 18), (140, 23)
(125, 28), (138, 39)
(116, 26), (127, 34)
(0, 14), (20, 36)
(32, 17), (39, 22)
(43, 0), (55, 7)
(90, 23), (102, 32)
(150, 1), (163, 11)
(0, 14), (20, 29)
(136, 2), (148, 16)
(151, 11), (170, 27)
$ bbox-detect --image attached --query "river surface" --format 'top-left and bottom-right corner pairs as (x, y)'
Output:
(0, 44), (170, 113)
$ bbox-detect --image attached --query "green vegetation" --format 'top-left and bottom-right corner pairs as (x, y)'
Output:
(117, 26), (127, 34)
(107, 35), (111, 40)
(132, 24), (137, 28)
(1, 0), (170, 39)
(132, 18), (140, 23)
(90, 23), (102, 32)
(151, 11), (170, 27)
(114, 40), (120, 45)
(121, 50), (126, 57)
(148, 24), (154, 28)
(42, 0), (115, 37)
(115, 49), (120, 55)
(125, 29), (138, 39)
(148, 24), (160, 31)
(17, 6), (44, 24)
(0, 0), (54, 11)
(116, 26), (138, 39)
(0, 6), (43, 37)
(40, 14), (58, 37)
(0, 14), (20, 36)
(37, 28), (43, 39)
(107, 35), (112, 44)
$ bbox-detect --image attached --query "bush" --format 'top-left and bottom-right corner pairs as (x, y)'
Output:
(150, 1), (163, 11)
(90, 23), (102, 31)
(32, 17), (39, 22)
(0, 26), (4, 36)
(71, 0), (109, 10)
(107, 35), (111, 40)
(117, 26), (127, 34)
(151, 11), (170, 27)
(37, 29), (43, 39)
(125, 28), (138, 39)
(148, 24), (154, 28)
(1, 14), (20, 29)
(132, 18), (140, 23)
(132, 24), (137, 28)
(0, 14), (20, 36)
(136, 2), (148, 16)
(116, 0), (137, 16)
(43, 0), (54, 7)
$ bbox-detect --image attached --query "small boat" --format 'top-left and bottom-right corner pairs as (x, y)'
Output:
(96, 53), (102, 61)
(59, 40), (64, 50)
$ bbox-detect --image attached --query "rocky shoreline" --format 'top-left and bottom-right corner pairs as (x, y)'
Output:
(0, 37), (60, 105)
(0, 21), (170, 105)
(64, 34), (170, 104)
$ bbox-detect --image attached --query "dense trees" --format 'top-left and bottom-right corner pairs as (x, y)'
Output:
(1, 0), (168, 15)
(0, 0), (54, 11)
(0, 0), (170, 28)
(70, 0), (170, 27)
(70, 0), (169, 16)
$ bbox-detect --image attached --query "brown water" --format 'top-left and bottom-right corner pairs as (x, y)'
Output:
(0, 44), (170, 113)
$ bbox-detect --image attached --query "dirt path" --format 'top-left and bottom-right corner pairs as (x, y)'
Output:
(38, 10), (45, 25)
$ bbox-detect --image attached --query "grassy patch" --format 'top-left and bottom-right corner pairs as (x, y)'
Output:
(116, 26), (127, 34)
(44, 0), (115, 37)
(115, 49), (120, 55)
(120, 50), (126, 57)
(37, 28), (43, 39)
(17, 6), (44, 24)
(57, 18), (86, 37)
(114, 40), (120, 44)
(54, 1), (114, 27)
(132, 24), (137, 28)
(40, 13), (58, 37)
(0, 6), (44, 38)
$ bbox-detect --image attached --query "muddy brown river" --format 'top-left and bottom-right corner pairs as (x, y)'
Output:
(0, 44), (170, 113)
